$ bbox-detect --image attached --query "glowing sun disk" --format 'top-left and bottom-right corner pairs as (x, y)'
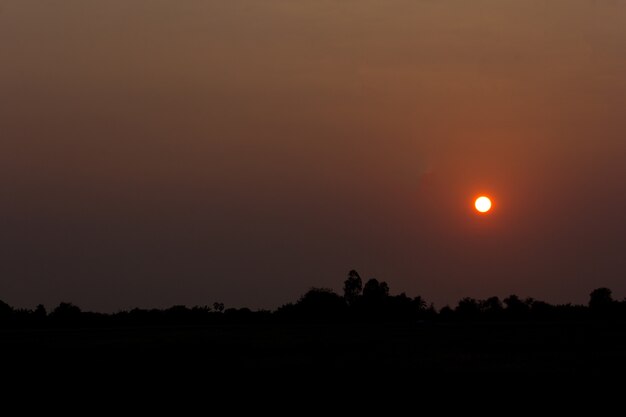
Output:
(475, 196), (492, 213)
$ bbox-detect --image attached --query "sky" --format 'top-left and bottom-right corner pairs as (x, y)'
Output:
(1, 0), (626, 311)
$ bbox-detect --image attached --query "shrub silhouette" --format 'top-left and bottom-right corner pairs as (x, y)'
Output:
(292, 288), (347, 322)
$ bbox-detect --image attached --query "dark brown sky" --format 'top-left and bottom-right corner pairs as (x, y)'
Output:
(2, 1), (626, 311)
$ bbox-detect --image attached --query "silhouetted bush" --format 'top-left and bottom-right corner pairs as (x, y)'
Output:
(289, 288), (347, 322)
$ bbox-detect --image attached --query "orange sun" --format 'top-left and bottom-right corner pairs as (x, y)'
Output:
(474, 196), (492, 213)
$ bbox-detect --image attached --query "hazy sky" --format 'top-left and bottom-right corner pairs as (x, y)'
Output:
(2, 0), (626, 311)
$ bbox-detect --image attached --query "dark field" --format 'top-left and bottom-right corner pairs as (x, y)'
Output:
(4, 322), (626, 374)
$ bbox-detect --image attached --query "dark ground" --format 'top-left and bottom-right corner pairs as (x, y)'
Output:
(3, 322), (626, 374)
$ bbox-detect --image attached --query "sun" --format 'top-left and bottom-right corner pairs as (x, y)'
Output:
(474, 196), (492, 213)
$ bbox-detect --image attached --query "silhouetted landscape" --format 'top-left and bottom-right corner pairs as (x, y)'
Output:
(5, 2), (626, 380)
(3, 270), (626, 374)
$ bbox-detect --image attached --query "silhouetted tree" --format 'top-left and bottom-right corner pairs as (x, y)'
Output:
(423, 303), (438, 320)
(412, 296), (427, 311)
(362, 279), (389, 301)
(504, 294), (529, 319)
(51, 302), (81, 317)
(165, 305), (192, 324)
(589, 288), (613, 310)
(385, 292), (416, 321)
(359, 279), (390, 319)
(356, 278), (388, 321)
(275, 302), (296, 320)
(439, 305), (454, 321)
(456, 297), (481, 320)
(480, 296), (503, 320)
(32, 304), (47, 325)
(529, 300), (556, 320)
(34, 304), (47, 318)
(343, 269), (363, 306)
(213, 302), (225, 313)
(50, 302), (82, 325)
(411, 296), (429, 320)
(589, 288), (615, 317)
(384, 295), (430, 321)
(481, 296), (502, 312)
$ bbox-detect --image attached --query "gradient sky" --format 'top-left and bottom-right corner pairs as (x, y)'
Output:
(2, 0), (626, 311)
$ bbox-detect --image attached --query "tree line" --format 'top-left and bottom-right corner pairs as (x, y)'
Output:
(0, 270), (623, 327)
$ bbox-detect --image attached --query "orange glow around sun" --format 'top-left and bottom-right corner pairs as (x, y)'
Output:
(475, 196), (492, 213)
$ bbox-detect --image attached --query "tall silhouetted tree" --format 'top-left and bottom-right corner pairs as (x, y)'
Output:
(343, 269), (363, 305)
